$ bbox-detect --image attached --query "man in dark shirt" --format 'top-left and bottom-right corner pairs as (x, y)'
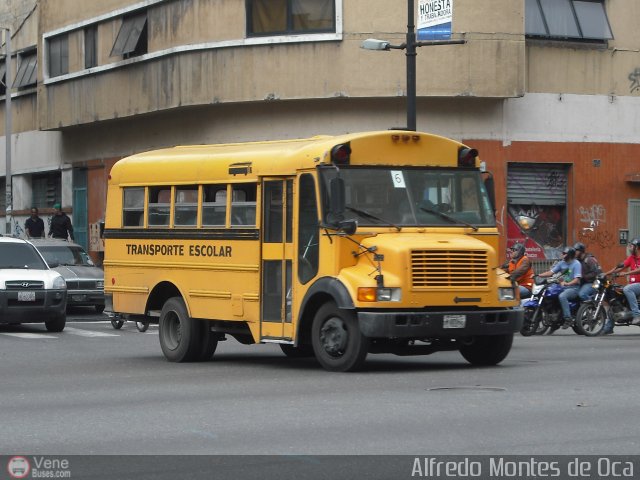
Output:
(25, 207), (45, 238)
(48, 203), (75, 241)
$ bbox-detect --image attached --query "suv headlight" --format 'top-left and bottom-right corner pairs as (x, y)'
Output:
(499, 287), (515, 301)
(53, 276), (67, 289)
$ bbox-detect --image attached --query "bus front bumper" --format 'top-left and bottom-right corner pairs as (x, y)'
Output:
(357, 308), (523, 339)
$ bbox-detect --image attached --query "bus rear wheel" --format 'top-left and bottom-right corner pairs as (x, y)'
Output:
(159, 297), (202, 362)
(311, 302), (369, 372)
(459, 333), (513, 366)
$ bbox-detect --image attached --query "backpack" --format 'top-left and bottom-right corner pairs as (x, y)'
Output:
(581, 254), (601, 283)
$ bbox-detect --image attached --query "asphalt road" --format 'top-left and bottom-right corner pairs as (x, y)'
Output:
(2, 311), (640, 461)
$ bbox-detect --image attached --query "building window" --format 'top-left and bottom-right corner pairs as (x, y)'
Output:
(13, 50), (37, 89)
(0, 59), (6, 96)
(48, 34), (69, 78)
(84, 25), (98, 69)
(526, 0), (613, 41)
(110, 11), (148, 58)
(32, 172), (61, 209)
(247, 0), (336, 37)
(0, 178), (6, 212)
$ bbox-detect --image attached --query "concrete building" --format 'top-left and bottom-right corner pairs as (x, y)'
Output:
(1, 0), (639, 269)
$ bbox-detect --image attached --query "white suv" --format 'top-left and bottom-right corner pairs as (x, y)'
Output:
(0, 236), (68, 331)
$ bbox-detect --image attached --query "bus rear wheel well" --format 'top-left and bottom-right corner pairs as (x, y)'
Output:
(147, 282), (183, 314)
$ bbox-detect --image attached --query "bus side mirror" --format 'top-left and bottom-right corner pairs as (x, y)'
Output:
(483, 173), (496, 215)
(327, 177), (357, 235)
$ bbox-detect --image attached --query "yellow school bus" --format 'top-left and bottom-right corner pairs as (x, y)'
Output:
(104, 130), (522, 371)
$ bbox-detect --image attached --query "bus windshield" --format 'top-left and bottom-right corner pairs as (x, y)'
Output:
(320, 167), (495, 228)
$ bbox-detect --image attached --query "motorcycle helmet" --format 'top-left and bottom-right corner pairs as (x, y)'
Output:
(562, 246), (576, 261)
(510, 242), (526, 259)
(573, 242), (586, 253)
(630, 238), (640, 248)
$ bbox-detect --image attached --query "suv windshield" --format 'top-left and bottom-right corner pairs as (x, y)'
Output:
(319, 167), (495, 228)
(0, 244), (48, 270)
(37, 245), (94, 267)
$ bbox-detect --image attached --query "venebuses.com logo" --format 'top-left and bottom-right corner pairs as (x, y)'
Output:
(6, 456), (72, 478)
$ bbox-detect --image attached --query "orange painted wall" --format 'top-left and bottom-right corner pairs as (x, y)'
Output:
(465, 139), (640, 270)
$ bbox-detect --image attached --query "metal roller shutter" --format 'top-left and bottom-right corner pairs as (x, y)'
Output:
(507, 164), (568, 206)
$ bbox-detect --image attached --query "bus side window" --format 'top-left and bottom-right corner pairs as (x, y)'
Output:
(123, 187), (144, 227)
(231, 184), (257, 227)
(174, 186), (198, 227)
(202, 185), (227, 227)
(148, 187), (171, 227)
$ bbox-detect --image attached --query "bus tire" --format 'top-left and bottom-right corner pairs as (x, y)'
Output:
(311, 302), (369, 372)
(459, 333), (513, 366)
(197, 320), (218, 361)
(280, 343), (314, 358)
(159, 297), (201, 362)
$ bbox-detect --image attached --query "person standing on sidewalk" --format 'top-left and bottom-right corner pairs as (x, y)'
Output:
(48, 203), (75, 241)
(602, 238), (640, 334)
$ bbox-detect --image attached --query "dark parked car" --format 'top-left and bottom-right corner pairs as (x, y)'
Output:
(30, 239), (105, 313)
(0, 236), (67, 331)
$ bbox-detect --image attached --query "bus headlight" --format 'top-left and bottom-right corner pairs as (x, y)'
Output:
(358, 287), (402, 302)
(498, 287), (515, 301)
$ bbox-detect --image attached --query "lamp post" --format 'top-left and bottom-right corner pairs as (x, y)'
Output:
(361, 0), (465, 131)
(2, 26), (11, 235)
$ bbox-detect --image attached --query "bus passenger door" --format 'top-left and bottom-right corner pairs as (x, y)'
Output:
(260, 178), (294, 340)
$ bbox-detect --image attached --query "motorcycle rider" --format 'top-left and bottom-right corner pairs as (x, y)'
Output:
(602, 237), (640, 333)
(538, 246), (582, 329)
(505, 243), (535, 300)
(574, 242), (601, 302)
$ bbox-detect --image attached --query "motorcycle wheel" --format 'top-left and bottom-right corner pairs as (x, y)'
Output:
(574, 303), (607, 336)
(136, 321), (150, 332)
(110, 319), (124, 329)
(520, 308), (540, 337)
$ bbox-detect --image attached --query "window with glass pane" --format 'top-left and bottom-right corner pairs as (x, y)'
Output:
(48, 34), (69, 77)
(174, 186), (198, 227)
(148, 187), (171, 227)
(84, 25), (97, 69)
(32, 172), (61, 209)
(247, 0), (335, 36)
(202, 185), (227, 227)
(231, 184), (257, 227)
(123, 187), (144, 227)
(525, 0), (612, 40)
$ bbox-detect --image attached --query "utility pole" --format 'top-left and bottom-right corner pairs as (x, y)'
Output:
(362, 0), (465, 131)
(3, 27), (11, 235)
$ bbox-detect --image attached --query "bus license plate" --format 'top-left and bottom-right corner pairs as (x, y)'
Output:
(18, 291), (36, 302)
(443, 315), (466, 329)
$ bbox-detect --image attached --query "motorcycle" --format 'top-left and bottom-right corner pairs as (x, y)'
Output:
(574, 273), (639, 336)
(520, 275), (581, 336)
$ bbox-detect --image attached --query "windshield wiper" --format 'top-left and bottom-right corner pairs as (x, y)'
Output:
(345, 206), (401, 231)
(419, 206), (478, 231)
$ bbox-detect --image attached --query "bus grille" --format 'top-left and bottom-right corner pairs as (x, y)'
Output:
(411, 250), (489, 288)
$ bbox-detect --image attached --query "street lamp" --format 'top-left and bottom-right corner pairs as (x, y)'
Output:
(1, 26), (11, 235)
(361, 0), (465, 131)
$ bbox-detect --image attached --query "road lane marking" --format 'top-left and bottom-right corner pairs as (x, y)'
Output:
(0, 333), (58, 339)
(63, 327), (120, 337)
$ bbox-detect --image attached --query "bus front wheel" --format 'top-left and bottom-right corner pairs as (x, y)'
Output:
(159, 297), (202, 362)
(311, 302), (369, 372)
(458, 333), (513, 366)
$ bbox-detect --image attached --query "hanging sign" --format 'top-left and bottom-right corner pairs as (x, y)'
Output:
(417, 0), (453, 40)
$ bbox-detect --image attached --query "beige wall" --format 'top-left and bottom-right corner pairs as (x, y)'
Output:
(37, 0), (527, 130)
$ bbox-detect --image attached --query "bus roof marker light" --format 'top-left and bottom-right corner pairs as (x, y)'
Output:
(458, 147), (478, 168)
(331, 143), (351, 165)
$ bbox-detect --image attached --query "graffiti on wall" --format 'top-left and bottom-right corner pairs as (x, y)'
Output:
(577, 204), (614, 248)
(630, 67), (640, 94)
